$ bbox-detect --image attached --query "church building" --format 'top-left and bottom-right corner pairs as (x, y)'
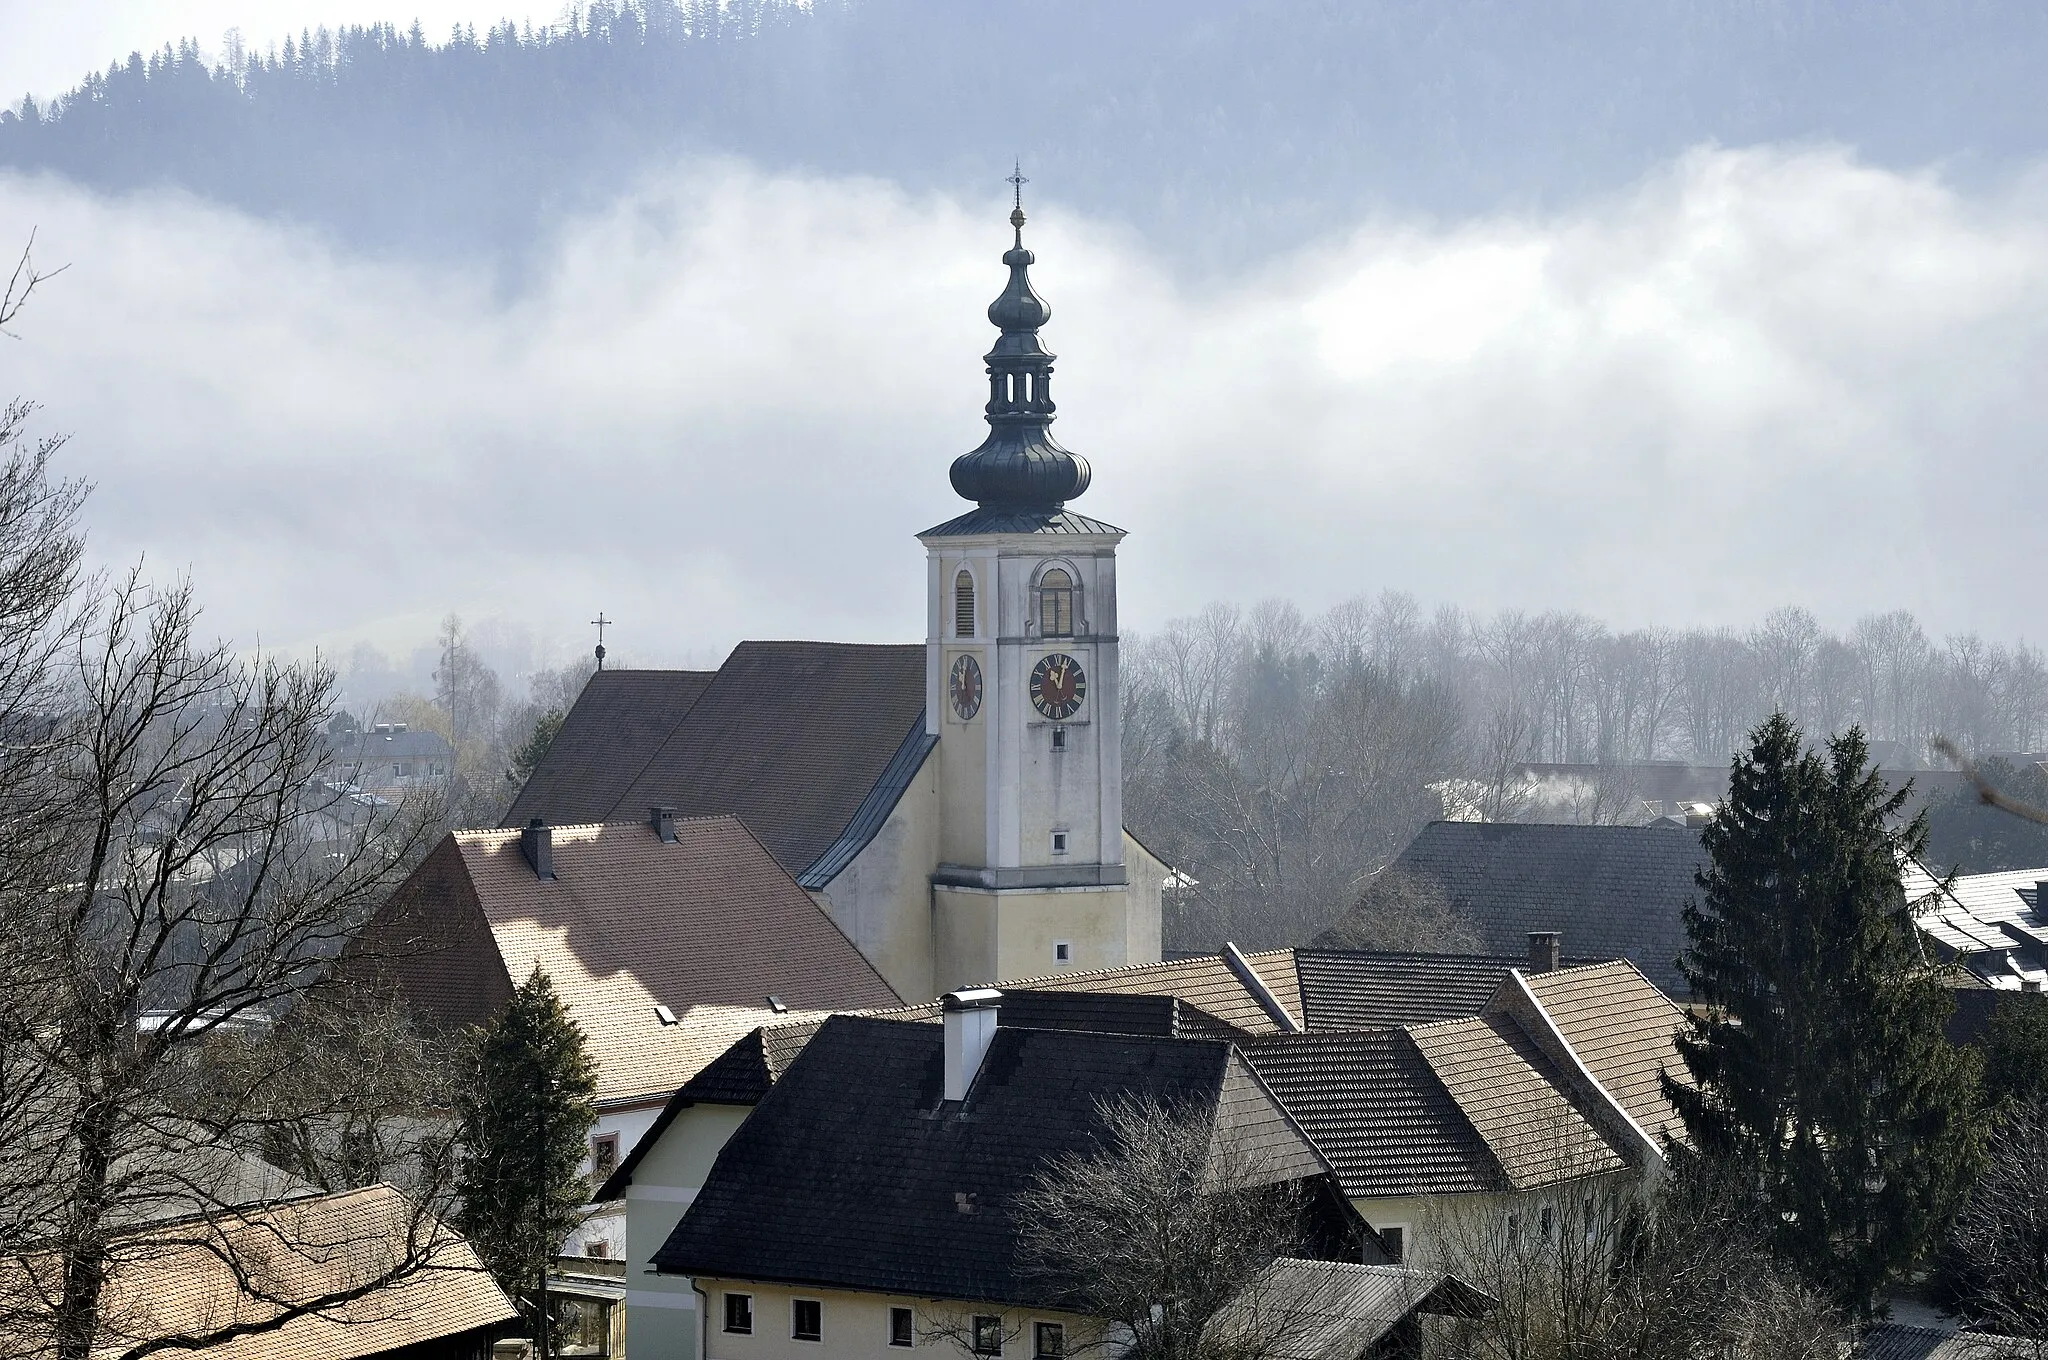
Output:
(507, 196), (1167, 1002)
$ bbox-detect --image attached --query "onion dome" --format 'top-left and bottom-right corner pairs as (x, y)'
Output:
(948, 189), (1092, 511)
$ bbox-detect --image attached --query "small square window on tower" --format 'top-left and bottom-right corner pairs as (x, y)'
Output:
(1050, 727), (1067, 751)
(1053, 941), (1072, 964)
(1050, 831), (1068, 855)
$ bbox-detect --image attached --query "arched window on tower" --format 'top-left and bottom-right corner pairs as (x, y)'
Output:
(954, 570), (976, 638)
(1038, 568), (1075, 637)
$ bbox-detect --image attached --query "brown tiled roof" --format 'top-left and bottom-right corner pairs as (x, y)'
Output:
(1521, 961), (1691, 1144)
(66, 1184), (515, 1360)
(602, 641), (928, 875)
(1243, 1031), (1503, 1198)
(347, 815), (901, 1103)
(1408, 1014), (1625, 1189)
(994, 949), (1304, 1035)
(504, 669), (716, 827)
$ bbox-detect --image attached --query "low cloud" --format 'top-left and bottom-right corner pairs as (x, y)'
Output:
(2, 145), (2046, 673)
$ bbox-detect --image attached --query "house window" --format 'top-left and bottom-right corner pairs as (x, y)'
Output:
(972, 1316), (1005, 1356)
(1053, 941), (1072, 964)
(793, 1299), (822, 1342)
(1035, 1323), (1065, 1359)
(890, 1308), (914, 1347)
(1379, 1225), (1405, 1262)
(955, 569), (976, 638)
(584, 1238), (611, 1259)
(1540, 1206), (1554, 1241)
(1037, 568), (1074, 636)
(1051, 832), (1068, 855)
(590, 1133), (619, 1186)
(724, 1293), (753, 1334)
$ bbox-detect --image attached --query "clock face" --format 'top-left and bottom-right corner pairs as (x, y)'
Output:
(1030, 653), (1087, 721)
(949, 654), (983, 721)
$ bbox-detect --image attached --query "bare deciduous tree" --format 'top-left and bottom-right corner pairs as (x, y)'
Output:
(0, 568), (450, 1360)
(1006, 1095), (1349, 1360)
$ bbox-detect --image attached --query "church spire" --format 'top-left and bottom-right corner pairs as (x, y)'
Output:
(947, 173), (1092, 512)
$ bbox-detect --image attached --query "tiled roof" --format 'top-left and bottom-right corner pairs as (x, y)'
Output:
(1294, 950), (1529, 1029)
(1207, 1259), (1494, 1360)
(1521, 962), (1690, 1144)
(919, 507), (1127, 538)
(1408, 1015), (1625, 1189)
(1243, 1031), (1503, 1198)
(653, 1015), (1334, 1305)
(64, 1184), (515, 1360)
(1856, 1326), (2030, 1360)
(505, 669), (716, 827)
(1385, 822), (1706, 996)
(346, 815), (900, 1104)
(993, 949), (1305, 1035)
(607, 641), (928, 878)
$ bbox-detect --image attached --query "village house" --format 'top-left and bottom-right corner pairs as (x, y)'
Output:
(337, 809), (901, 1262)
(647, 994), (1489, 1360)
(599, 941), (1686, 1354)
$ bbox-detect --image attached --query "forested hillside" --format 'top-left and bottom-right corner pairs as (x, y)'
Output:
(5, 0), (2048, 265)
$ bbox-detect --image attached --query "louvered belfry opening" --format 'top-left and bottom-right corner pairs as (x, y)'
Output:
(955, 570), (976, 637)
(1038, 568), (1074, 636)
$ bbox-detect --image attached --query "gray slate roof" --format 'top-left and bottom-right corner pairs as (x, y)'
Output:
(504, 644), (930, 883)
(651, 1014), (1351, 1305)
(1383, 823), (1706, 996)
(504, 669), (716, 826)
(1243, 1031), (1503, 1198)
(1296, 950), (1537, 1029)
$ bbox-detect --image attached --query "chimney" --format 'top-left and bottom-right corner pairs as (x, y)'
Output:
(520, 818), (555, 881)
(651, 806), (677, 843)
(1528, 931), (1561, 974)
(942, 988), (1001, 1102)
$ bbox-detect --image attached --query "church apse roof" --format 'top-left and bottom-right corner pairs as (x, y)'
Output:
(505, 642), (931, 884)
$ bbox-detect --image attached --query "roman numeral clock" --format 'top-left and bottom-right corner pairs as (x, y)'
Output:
(1029, 653), (1086, 720)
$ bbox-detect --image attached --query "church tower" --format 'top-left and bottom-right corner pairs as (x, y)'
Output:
(919, 189), (1163, 990)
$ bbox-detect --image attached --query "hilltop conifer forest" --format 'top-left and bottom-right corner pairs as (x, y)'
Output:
(6, 0), (2048, 265)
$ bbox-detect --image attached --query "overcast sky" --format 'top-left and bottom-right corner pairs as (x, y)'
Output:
(5, 7), (2048, 690)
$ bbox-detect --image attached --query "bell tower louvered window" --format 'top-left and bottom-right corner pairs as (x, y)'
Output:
(954, 570), (976, 637)
(1038, 568), (1075, 636)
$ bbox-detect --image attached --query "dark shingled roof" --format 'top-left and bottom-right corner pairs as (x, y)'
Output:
(1856, 1327), (2030, 1360)
(595, 988), (1250, 1200)
(1295, 950), (1525, 1029)
(653, 1015), (1336, 1304)
(1243, 1031), (1503, 1198)
(1384, 823), (1706, 996)
(505, 643), (930, 882)
(504, 669), (715, 827)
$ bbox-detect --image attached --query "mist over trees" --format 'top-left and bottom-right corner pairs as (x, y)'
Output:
(1125, 594), (2048, 949)
(7, 0), (2048, 267)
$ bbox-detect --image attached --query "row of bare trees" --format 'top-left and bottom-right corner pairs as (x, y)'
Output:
(0, 246), (465, 1360)
(1125, 594), (2048, 950)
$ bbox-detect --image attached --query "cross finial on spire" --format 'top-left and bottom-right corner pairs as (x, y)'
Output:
(1006, 160), (1029, 245)
(591, 612), (611, 671)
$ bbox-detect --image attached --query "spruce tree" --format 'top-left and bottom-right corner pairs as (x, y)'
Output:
(455, 967), (599, 1348)
(1665, 713), (1982, 1311)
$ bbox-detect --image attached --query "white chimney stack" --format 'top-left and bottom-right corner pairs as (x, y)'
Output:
(942, 988), (1002, 1102)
